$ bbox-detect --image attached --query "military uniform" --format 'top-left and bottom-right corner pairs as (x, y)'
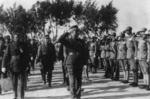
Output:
(104, 38), (111, 78)
(58, 30), (86, 99)
(2, 36), (29, 99)
(36, 36), (56, 86)
(109, 35), (119, 80)
(89, 40), (97, 73)
(125, 26), (138, 86)
(136, 28), (150, 90)
(117, 33), (128, 83)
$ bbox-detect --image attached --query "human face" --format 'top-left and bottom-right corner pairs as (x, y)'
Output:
(45, 38), (49, 44)
(14, 35), (20, 43)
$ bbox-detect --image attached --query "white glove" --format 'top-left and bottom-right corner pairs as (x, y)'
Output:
(2, 67), (6, 73)
(147, 59), (149, 63)
(31, 57), (33, 61)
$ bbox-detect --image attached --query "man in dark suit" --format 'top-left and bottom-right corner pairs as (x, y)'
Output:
(2, 33), (29, 99)
(58, 25), (86, 99)
(36, 35), (56, 87)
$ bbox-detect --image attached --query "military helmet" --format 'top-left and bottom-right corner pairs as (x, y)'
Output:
(125, 26), (132, 32)
(147, 29), (150, 34)
(138, 28), (147, 33)
(111, 32), (116, 37)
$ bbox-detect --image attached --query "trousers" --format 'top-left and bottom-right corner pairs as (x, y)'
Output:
(67, 66), (83, 99)
(9, 71), (26, 99)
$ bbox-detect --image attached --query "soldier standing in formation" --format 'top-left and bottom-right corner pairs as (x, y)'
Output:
(124, 26), (138, 87)
(109, 32), (119, 80)
(135, 28), (150, 90)
(36, 35), (56, 87)
(2, 33), (29, 99)
(117, 32), (129, 83)
(89, 37), (97, 73)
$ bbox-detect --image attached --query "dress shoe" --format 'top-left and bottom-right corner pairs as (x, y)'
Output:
(123, 80), (128, 83)
(114, 78), (119, 81)
(139, 85), (146, 89)
(67, 87), (70, 91)
(48, 84), (52, 87)
(129, 82), (138, 87)
(146, 85), (150, 91)
(43, 80), (46, 85)
(103, 75), (109, 78)
(81, 88), (84, 92)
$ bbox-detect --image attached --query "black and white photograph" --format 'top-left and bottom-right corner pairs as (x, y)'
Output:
(0, 0), (150, 99)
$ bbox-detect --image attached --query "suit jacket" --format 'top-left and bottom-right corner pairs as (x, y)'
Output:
(2, 41), (29, 72)
(36, 42), (56, 70)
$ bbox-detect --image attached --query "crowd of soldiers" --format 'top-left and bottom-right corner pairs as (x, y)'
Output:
(0, 25), (150, 99)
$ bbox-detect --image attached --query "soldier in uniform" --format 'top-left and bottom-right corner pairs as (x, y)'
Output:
(117, 32), (129, 83)
(36, 35), (56, 87)
(2, 33), (29, 99)
(29, 39), (37, 71)
(57, 25), (86, 99)
(135, 28), (150, 90)
(105, 35), (111, 78)
(0, 37), (6, 94)
(125, 26), (138, 87)
(100, 35), (108, 77)
(109, 32), (119, 80)
(89, 37), (97, 73)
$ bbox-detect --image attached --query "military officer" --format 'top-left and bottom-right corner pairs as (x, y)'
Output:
(125, 26), (138, 87)
(135, 28), (150, 90)
(109, 32), (119, 80)
(117, 32), (129, 83)
(2, 33), (29, 99)
(57, 25), (86, 99)
(36, 35), (56, 87)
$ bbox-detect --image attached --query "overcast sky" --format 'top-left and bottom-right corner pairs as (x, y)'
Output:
(0, 0), (150, 33)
